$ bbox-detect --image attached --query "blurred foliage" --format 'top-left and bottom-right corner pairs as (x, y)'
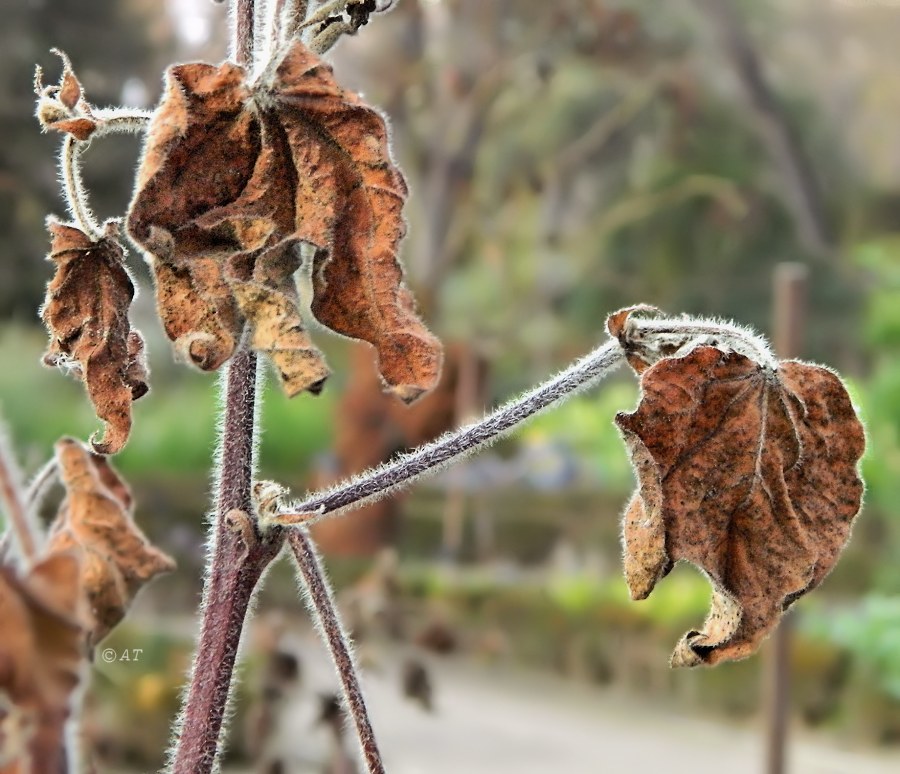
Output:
(398, 562), (900, 732)
(522, 378), (638, 492)
(805, 598), (900, 703)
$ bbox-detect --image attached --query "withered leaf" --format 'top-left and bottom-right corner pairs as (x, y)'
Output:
(0, 552), (85, 771)
(46, 438), (175, 646)
(41, 220), (149, 455)
(34, 50), (98, 140)
(615, 343), (865, 666)
(127, 38), (442, 402)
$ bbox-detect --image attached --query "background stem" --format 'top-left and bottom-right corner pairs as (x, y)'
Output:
(0, 422), (38, 561)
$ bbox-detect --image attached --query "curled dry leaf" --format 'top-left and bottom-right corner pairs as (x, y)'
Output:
(0, 552), (86, 771)
(34, 49), (97, 140)
(127, 38), (442, 402)
(41, 220), (149, 455)
(45, 438), (175, 646)
(611, 309), (865, 666)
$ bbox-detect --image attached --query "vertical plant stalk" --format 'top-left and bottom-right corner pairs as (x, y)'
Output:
(288, 529), (385, 774)
(170, 4), (284, 772)
(0, 423), (38, 561)
(171, 349), (284, 774)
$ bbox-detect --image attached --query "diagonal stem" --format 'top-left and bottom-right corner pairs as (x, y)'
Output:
(289, 528), (385, 774)
(276, 339), (624, 526)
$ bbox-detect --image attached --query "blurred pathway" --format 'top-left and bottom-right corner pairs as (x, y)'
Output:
(277, 639), (900, 774)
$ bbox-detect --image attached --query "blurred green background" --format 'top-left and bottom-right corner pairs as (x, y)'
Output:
(3, 0), (900, 772)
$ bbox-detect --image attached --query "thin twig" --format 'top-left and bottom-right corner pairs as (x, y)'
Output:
(57, 111), (148, 239)
(692, 0), (834, 257)
(272, 0), (309, 47)
(289, 529), (385, 774)
(90, 109), (152, 136)
(60, 135), (101, 239)
(0, 422), (39, 561)
(275, 339), (625, 526)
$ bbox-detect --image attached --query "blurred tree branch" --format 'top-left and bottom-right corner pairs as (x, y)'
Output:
(693, 0), (835, 257)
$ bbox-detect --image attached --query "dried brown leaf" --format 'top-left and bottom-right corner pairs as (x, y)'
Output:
(46, 439), (175, 646)
(615, 342), (865, 666)
(128, 39), (442, 401)
(41, 221), (148, 455)
(0, 552), (86, 770)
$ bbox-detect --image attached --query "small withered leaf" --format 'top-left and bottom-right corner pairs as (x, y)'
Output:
(46, 439), (175, 646)
(0, 552), (86, 771)
(128, 38), (442, 402)
(41, 221), (148, 455)
(34, 51), (97, 140)
(616, 345), (865, 666)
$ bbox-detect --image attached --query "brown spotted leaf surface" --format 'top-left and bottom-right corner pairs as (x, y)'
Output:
(0, 552), (85, 771)
(46, 438), (175, 646)
(128, 39), (442, 402)
(41, 221), (148, 455)
(616, 345), (865, 666)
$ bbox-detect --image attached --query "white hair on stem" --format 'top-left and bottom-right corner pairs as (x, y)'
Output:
(58, 110), (150, 240)
(625, 313), (777, 369)
(288, 528), (385, 774)
(59, 135), (100, 239)
(272, 338), (626, 527)
(268, 313), (784, 533)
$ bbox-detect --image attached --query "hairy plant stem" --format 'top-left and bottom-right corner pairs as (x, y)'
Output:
(60, 135), (100, 239)
(276, 339), (625, 526)
(170, 347), (285, 774)
(58, 110), (150, 241)
(289, 529), (385, 774)
(0, 424), (38, 561)
(170, 5), (284, 773)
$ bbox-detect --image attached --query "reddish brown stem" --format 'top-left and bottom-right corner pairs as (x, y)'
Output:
(288, 528), (385, 774)
(170, 347), (284, 774)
